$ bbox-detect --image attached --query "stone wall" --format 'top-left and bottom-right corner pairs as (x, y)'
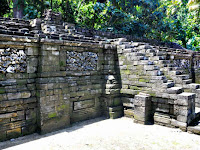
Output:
(0, 35), (38, 141)
(0, 15), (122, 140)
(0, 11), (200, 141)
(36, 39), (107, 134)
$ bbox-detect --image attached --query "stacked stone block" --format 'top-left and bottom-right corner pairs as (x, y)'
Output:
(0, 36), (38, 141)
(133, 94), (152, 124)
(37, 40), (105, 133)
(173, 92), (195, 131)
(102, 47), (123, 119)
(0, 17), (34, 37)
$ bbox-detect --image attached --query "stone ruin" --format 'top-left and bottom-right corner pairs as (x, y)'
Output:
(1, 9), (200, 141)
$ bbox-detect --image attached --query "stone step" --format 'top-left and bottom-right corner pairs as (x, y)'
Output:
(182, 79), (192, 84)
(162, 82), (175, 88)
(146, 52), (156, 57)
(187, 111), (200, 135)
(134, 52), (146, 56)
(166, 67), (175, 71)
(154, 112), (171, 125)
(146, 70), (164, 76)
(167, 87), (183, 94)
(157, 60), (170, 65)
(144, 65), (159, 71)
(123, 48), (134, 53)
(163, 79), (168, 83)
(156, 51), (167, 56)
(123, 103), (134, 108)
(151, 76), (167, 81)
(150, 56), (166, 61)
(138, 49), (146, 53)
(157, 70), (164, 76)
(169, 70), (182, 75)
(0, 21), (30, 28)
(188, 125), (200, 135)
(137, 56), (149, 60)
(147, 61), (154, 65)
(175, 74), (190, 80)
(160, 68), (168, 72)
(138, 44), (152, 49)
(121, 41), (131, 45)
(188, 83), (200, 89)
(167, 64), (175, 67)
(124, 109), (134, 118)
(196, 89), (200, 94)
(109, 106), (123, 112)
(146, 49), (156, 53)
(175, 67), (185, 71)
(120, 44), (134, 49)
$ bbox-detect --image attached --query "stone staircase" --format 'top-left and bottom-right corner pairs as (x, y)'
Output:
(116, 40), (200, 134)
(0, 17), (34, 37)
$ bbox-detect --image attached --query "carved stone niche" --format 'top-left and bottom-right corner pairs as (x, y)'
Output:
(0, 48), (27, 74)
(66, 51), (98, 71)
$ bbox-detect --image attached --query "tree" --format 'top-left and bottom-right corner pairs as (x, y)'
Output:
(0, 0), (10, 17)
(188, 0), (200, 11)
(13, 0), (25, 18)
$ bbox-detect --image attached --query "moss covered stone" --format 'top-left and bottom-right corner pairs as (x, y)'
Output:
(48, 112), (57, 118)
(130, 86), (140, 90)
(139, 78), (150, 83)
(0, 88), (6, 94)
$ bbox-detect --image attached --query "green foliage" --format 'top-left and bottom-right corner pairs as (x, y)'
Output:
(158, 0), (200, 50)
(2, 0), (200, 51)
(188, 0), (200, 11)
(0, 0), (10, 17)
(24, 5), (38, 19)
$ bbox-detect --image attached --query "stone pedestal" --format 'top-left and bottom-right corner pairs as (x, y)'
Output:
(133, 94), (153, 124)
(109, 106), (123, 119)
(174, 92), (195, 131)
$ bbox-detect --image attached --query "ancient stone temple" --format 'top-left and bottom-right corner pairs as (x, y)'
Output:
(1, 10), (200, 141)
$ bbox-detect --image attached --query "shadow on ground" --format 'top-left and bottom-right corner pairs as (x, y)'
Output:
(0, 117), (107, 149)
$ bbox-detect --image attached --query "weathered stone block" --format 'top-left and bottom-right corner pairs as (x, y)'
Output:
(113, 97), (122, 106)
(154, 113), (171, 125)
(109, 106), (123, 112)
(74, 99), (95, 111)
(27, 47), (38, 55)
(177, 114), (194, 124)
(0, 94), (7, 101)
(7, 92), (21, 100)
(167, 87), (183, 94)
(0, 131), (6, 141)
(7, 128), (21, 139)
(21, 91), (31, 99)
(134, 94), (151, 106)
(187, 125), (200, 135)
(133, 94), (152, 124)
(109, 111), (123, 119)
(40, 115), (70, 134)
(177, 92), (196, 100)
(22, 124), (37, 136)
(171, 119), (187, 131)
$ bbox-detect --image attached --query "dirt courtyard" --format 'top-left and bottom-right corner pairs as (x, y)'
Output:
(1, 117), (200, 150)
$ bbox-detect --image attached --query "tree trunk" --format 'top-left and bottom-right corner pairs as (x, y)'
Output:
(51, 0), (53, 9)
(182, 38), (187, 48)
(40, 0), (44, 17)
(13, 0), (24, 18)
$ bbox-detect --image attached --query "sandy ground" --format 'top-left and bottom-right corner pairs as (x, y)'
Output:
(1, 117), (200, 150)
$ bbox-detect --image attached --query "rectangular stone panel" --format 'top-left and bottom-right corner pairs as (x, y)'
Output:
(66, 51), (98, 71)
(73, 99), (95, 111)
(0, 48), (27, 73)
